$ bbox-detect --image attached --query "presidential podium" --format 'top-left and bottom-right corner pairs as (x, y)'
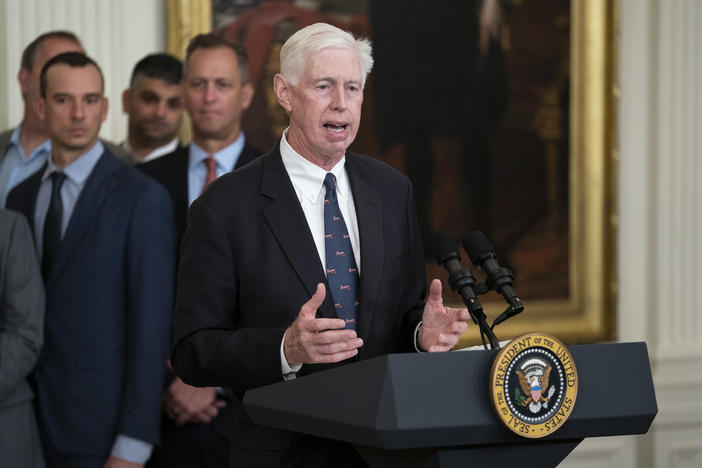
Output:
(243, 342), (657, 468)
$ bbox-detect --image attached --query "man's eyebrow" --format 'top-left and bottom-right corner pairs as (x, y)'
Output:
(190, 75), (230, 80)
(313, 77), (362, 86)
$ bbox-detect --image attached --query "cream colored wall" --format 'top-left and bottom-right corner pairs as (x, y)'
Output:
(1, 0), (701, 466)
(563, 0), (702, 466)
(0, 0), (166, 142)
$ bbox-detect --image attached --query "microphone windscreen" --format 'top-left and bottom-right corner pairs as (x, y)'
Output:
(432, 232), (460, 265)
(462, 231), (494, 265)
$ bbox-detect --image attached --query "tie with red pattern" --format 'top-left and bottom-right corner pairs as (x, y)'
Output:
(201, 156), (217, 194)
(323, 173), (359, 330)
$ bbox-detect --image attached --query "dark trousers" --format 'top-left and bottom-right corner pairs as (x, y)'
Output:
(147, 415), (230, 468)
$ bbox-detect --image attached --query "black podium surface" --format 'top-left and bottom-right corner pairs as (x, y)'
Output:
(243, 342), (657, 467)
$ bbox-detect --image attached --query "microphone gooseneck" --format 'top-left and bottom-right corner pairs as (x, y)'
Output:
(433, 232), (500, 349)
(463, 231), (524, 328)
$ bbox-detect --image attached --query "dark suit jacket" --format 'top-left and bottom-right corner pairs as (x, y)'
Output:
(171, 146), (426, 467)
(137, 143), (262, 243)
(0, 209), (45, 467)
(6, 149), (176, 457)
(136, 142), (262, 448)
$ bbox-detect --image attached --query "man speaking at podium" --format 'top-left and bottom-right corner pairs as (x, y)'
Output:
(171, 23), (471, 467)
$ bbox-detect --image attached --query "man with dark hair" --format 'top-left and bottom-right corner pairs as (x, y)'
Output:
(7, 51), (176, 468)
(183, 33), (250, 78)
(138, 33), (261, 468)
(0, 30), (83, 206)
(120, 53), (184, 164)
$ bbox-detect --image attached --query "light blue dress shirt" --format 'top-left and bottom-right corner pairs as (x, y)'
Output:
(33, 142), (103, 260)
(187, 133), (246, 206)
(0, 125), (51, 207)
(33, 141), (153, 464)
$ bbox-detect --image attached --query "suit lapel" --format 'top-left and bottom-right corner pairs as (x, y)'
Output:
(260, 149), (336, 318)
(46, 152), (121, 290)
(345, 154), (383, 346)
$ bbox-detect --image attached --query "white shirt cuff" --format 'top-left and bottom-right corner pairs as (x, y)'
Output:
(281, 329), (302, 380)
(111, 434), (152, 464)
(414, 321), (425, 352)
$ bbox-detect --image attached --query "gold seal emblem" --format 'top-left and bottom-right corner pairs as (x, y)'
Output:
(490, 333), (578, 438)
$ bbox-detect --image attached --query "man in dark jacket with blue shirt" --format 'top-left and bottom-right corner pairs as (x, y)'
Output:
(7, 52), (175, 468)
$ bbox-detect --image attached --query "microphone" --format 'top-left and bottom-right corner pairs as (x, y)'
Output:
(462, 231), (524, 327)
(432, 232), (484, 324)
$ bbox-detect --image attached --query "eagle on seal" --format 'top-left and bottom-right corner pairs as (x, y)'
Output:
(517, 366), (552, 405)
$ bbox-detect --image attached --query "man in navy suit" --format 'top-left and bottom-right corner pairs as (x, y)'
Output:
(171, 23), (470, 467)
(6, 52), (175, 468)
(137, 34), (262, 468)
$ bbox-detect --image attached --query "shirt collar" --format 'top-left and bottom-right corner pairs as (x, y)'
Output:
(9, 126), (21, 146)
(9, 124), (52, 158)
(279, 128), (349, 204)
(188, 133), (246, 171)
(122, 138), (179, 163)
(42, 140), (104, 186)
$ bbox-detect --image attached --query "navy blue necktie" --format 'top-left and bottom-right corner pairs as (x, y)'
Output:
(42, 171), (66, 280)
(323, 173), (359, 330)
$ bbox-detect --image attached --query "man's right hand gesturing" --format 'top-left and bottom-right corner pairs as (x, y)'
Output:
(283, 283), (363, 366)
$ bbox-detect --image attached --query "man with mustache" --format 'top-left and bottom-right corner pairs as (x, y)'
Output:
(119, 54), (184, 164)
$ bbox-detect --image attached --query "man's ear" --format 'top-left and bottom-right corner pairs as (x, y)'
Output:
(101, 97), (110, 122)
(273, 74), (292, 113)
(241, 82), (254, 112)
(122, 89), (130, 114)
(18, 68), (30, 97)
(35, 97), (46, 122)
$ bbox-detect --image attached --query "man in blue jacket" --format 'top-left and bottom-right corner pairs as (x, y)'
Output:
(7, 51), (175, 468)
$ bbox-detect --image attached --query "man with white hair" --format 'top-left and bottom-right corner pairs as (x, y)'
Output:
(171, 23), (470, 467)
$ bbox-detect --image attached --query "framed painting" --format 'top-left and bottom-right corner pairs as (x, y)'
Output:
(168, 0), (617, 345)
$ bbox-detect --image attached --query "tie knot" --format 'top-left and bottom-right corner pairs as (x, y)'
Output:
(204, 156), (217, 171)
(324, 173), (336, 193)
(50, 171), (66, 189)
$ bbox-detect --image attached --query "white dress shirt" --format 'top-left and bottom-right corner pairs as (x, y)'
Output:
(279, 132), (361, 273)
(121, 138), (178, 163)
(278, 130), (362, 377)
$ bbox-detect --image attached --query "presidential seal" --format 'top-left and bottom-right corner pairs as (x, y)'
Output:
(490, 333), (578, 438)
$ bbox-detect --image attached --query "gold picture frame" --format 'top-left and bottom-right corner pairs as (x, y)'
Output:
(167, 0), (617, 345)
